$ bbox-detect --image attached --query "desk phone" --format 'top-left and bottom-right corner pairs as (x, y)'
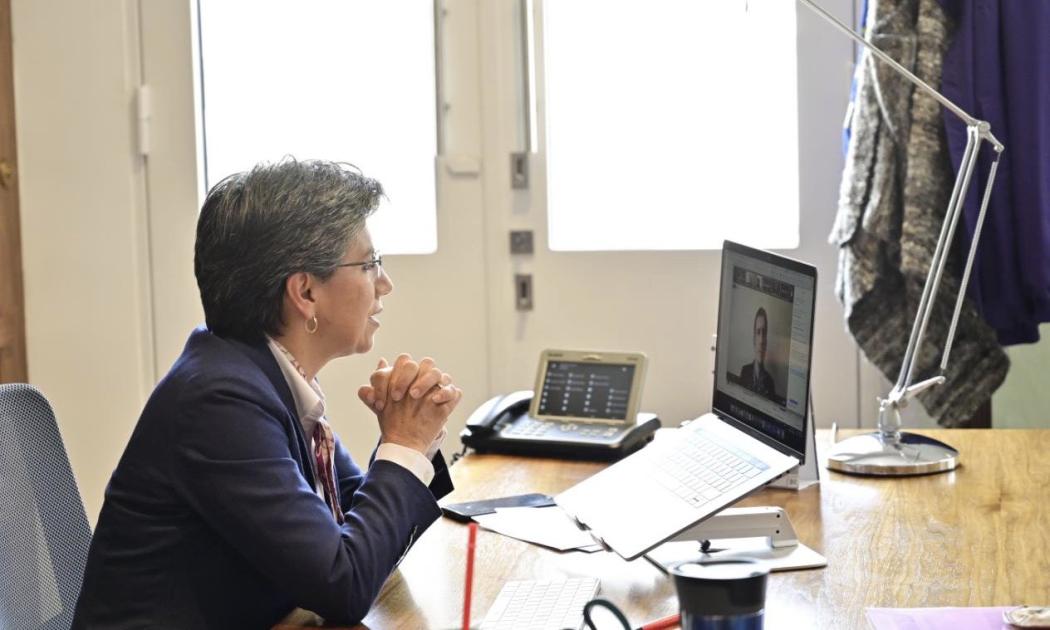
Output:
(460, 349), (660, 461)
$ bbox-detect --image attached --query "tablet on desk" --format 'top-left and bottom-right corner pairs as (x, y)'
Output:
(529, 349), (648, 426)
(459, 349), (658, 460)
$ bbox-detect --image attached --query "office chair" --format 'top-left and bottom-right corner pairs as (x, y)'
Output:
(0, 384), (92, 630)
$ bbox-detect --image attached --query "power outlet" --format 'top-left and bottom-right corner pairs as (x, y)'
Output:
(510, 230), (534, 255)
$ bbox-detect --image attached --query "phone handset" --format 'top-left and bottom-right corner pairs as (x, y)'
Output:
(463, 390), (533, 438)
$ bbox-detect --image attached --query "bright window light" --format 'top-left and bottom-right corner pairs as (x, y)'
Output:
(198, 0), (437, 254)
(542, 0), (798, 251)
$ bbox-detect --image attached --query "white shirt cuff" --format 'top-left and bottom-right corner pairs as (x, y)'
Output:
(375, 442), (436, 486)
(425, 427), (448, 461)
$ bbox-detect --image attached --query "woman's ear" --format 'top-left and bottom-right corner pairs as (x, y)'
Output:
(284, 272), (316, 320)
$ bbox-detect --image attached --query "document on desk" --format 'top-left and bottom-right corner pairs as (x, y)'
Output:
(473, 506), (603, 552)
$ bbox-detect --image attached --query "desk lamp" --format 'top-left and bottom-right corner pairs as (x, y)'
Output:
(797, 0), (1004, 475)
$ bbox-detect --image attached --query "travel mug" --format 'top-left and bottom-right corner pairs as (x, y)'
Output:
(670, 558), (769, 630)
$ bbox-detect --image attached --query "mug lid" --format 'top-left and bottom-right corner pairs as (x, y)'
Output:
(671, 559), (769, 616)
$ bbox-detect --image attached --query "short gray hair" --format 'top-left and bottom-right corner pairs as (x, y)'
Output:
(194, 158), (383, 341)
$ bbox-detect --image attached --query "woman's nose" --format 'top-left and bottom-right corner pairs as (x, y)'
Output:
(377, 268), (394, 295)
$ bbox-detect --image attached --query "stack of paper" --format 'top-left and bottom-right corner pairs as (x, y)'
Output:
(473, 506), (603, 552)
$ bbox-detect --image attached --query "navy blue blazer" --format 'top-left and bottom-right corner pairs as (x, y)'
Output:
(72, 327), (453, 629)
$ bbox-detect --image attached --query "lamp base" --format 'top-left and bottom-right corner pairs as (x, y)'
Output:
(825, 432), (958, 476)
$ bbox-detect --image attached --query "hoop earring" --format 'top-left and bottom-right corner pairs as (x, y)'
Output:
(305, 316), (318, 335)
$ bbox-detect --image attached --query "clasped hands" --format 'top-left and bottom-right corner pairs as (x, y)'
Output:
(357, 354), (462, 454)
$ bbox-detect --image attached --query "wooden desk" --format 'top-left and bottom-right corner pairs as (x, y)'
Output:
(338, 429), (1050, 629)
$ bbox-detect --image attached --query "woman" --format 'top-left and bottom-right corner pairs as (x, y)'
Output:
(72, 159), (462, 628)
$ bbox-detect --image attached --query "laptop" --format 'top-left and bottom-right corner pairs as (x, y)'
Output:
(555, 240), (817, 560)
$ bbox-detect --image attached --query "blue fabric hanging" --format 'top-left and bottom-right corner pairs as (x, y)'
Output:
(939, 0), (1050, 345)
(843, 0), (870, 154)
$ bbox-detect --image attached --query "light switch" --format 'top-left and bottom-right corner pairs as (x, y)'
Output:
(515, 274), (533, 311)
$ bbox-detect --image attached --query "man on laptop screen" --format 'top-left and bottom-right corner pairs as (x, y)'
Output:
(556, 241), (817, 560)
(736, 306), (778, 402)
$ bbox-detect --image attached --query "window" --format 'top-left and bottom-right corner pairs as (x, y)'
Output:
(541, 0), (798, 251)
(197, 0), (438, 254)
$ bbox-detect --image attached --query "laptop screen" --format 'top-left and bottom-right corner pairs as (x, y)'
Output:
(712, 240), (817, 459)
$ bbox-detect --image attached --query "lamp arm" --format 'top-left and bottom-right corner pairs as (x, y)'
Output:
(895, 125), (981, 395)
(797, 0), (1003, 152)
(940, 150), (1003, 370)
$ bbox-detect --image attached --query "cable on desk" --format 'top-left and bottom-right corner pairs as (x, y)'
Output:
(450, 444), (470, 466)
(578, 598), (630, 630)
(575, 598), (680, 630)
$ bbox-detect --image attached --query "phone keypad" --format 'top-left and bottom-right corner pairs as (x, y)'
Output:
(503, 418), (625, 442)
(505, 419), (554, 437)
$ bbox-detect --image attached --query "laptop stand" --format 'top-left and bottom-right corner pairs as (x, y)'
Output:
(644, 506), (827, 572)
(769, 409), (820, 490)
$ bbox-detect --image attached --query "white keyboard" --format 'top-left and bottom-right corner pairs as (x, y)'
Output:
(647, 427), (770, 510)
(480, 577), (600, 630)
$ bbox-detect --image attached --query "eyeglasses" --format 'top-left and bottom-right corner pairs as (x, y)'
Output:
(335, 252), (384, 279)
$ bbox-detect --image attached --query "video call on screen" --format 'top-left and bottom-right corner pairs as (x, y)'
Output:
(715, 248), (815, 439)
(536, 361), (635, 421)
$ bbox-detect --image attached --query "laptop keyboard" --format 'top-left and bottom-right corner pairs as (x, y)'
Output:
(646, 427), (770, 510)
(480, 577), (600, 630)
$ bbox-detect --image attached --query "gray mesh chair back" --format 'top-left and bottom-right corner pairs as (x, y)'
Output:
(0, 384), (92, 630)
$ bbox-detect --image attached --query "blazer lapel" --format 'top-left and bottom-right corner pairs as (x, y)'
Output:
(227, 334), (317, 490)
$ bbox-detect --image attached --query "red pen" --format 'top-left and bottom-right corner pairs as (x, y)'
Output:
(462, 522), (478, 630)
(637, 612), (680, 630)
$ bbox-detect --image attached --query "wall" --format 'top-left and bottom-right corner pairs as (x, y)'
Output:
(994, 324), (1050, 427)
(12, 0), (152, 525)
